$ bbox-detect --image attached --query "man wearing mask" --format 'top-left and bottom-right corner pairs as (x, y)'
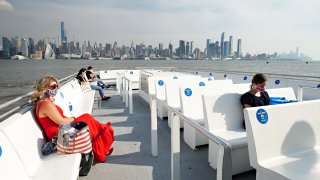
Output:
(86, 66), (109, 89)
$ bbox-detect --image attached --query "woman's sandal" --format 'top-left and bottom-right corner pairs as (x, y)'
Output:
(107, 147), (114, 156)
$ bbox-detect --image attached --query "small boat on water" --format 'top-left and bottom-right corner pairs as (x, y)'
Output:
(0, 68), (319, 180)
(11, 55), (27, 60)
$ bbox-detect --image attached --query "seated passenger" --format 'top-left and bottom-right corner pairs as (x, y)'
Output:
(86, 66), (109, 88)
(31, 76), (114, 163)
(77, 68), (110, 101)
(240, 73), (270, 128)
(240, 73), (270, 108)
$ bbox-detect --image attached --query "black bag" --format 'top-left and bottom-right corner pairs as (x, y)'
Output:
(41, 136), (57, 156)
(79, 151), (94, 176)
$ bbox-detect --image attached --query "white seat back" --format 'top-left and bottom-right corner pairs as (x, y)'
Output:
(180, 79), (234, 122)
(0, 131), (29, 179)
(0, 109), (44, 176)
(165, 76), (201, 109)
(202, 93), (244, 132)
(100, 70), (124, 81)
(233, 83), (251, 94)
(244, 99), (320, 169)
(154, 77), (170, 100)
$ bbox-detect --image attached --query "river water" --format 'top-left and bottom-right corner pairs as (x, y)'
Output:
(0, 59), (319, 106)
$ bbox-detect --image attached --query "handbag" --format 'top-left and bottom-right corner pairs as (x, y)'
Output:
(41, 136), (57, 155)
(57, 122), (92, 154)
(270, 97), (298, 105)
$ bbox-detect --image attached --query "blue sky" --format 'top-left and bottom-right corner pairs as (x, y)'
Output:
(1, 0), (320, 59)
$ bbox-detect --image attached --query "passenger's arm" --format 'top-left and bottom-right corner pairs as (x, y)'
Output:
(41, 101), (74, 125)
(243, 104), (252, 108)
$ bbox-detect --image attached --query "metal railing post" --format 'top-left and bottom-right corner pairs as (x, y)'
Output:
(129, 81), (133, 114)
(297, 85), (303, 101)
(125, 79), (129, 107)
(150, 96), (158, 156)
(171, 112), (180, 180)
(122, 77), (126, 102)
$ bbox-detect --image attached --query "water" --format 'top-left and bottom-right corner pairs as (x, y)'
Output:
(0, 59), (319, 105)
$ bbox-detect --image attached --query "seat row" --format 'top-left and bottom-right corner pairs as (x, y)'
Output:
(147, 71), (302, 179)
(0, 78), (95, 180)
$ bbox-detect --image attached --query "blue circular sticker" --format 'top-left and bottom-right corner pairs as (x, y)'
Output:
(184, 88), (192, 96)
(224, 74), (227, 78)
(60, 92), (64, 99)
(130, 71), (133, 74)
(0, 146), (2, 157)
(105, 70), (108, 73)
(158, 80), (164, 86)
(275, 80), (280, 85)
(244, 76), (248, 80)
(317, 84), (320, 88)
(209, 73), (213, 76)
(195, 72), (198, 75)
(199, 82), (205, 86)
(173, 76), (178, 79)
(256, 109), (269, 124)
(208, 77), (213, 81)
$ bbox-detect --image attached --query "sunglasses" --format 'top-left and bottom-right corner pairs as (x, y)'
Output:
(49, 84), (58, 90)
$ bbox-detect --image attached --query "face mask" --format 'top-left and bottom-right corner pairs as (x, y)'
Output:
(256, 86), (265, 92)
(47, 88), (58, 96)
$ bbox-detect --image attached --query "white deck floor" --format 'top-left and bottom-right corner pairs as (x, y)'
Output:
(80, 87), (256, 180)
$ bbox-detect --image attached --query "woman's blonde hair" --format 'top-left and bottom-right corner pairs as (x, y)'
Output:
(31, 76), (59, 106)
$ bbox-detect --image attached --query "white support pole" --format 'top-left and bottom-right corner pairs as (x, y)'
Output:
(171, 112), (180, 180)
(129, 81), (133, 114)
(150, 96), (158, 156)
(297, 85), (303, 101)
(117, 76), (121, 95)
(122, 77), (126, 102)
(125, 79), (129, 107)
(217, 145), (232, 180)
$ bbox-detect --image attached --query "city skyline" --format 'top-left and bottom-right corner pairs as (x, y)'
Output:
(0, 0), (319, 59)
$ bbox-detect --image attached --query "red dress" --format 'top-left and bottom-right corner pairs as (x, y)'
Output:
(36, 100), (114, 163)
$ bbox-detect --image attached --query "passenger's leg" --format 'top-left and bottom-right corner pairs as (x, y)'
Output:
(90, 85), (104, 97)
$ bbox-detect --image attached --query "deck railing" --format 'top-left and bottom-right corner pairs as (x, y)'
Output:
(0, 73), (77, 121)
(150, 95), (233, 180)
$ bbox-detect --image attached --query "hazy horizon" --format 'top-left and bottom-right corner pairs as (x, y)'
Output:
(1, 0), (320, 60)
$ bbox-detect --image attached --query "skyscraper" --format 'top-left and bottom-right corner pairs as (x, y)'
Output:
(2, 37), (11, 58)
(28, 38), (35, 56)
(220, 32), (225, 58)
(206, 39), (211, 58)
(168, 42), (173, 57)
(60, 21), (68, 52)
(15, 36), (21, 54)
(20, 38), (28, 57)
(61, 22), (66, 45)
(237, 39), (242, 58)
(190, 41), (194, 55)
(229, 36), (233, 57)
(186, 41), (190, 56)
(223, 41), (230, 58)
(179, 40), (185, 58)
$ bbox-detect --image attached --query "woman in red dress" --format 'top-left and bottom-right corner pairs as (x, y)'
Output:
(31, 76), (114, 163)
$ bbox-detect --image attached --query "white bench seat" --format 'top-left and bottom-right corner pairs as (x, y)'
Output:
(0, 109), (81, 180)
(244, 99), (320, 180)
(260, 149), (320, 179)
(181, 79), (233, 149)
(0, 79), (97, 180)
(214, 130), (247, 148)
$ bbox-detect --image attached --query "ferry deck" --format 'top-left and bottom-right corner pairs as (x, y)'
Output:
(79, 87), (255, 180)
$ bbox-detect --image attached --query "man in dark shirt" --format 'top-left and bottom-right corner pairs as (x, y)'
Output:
(86, 66), (109, 88)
